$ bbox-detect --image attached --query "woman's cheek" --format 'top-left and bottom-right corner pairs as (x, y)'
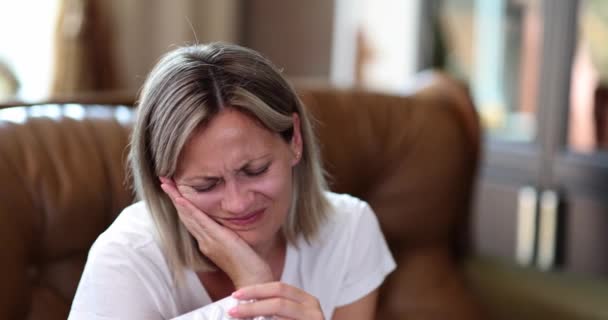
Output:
(252, 169), (292, 199)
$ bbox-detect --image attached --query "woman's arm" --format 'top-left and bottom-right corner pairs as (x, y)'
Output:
(331, 289), (379, 320)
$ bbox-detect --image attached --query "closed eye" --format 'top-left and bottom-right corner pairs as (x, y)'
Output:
(192, 179), (221, 193)
(243, 162), (270, 177)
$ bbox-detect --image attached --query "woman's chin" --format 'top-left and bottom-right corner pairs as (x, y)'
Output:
(237, 231), (268, 247)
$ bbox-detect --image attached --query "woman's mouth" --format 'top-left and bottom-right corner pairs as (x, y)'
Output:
(221, 209), (265, 227)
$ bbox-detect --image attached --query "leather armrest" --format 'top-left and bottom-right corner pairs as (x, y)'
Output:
(464, 255), (608, 320)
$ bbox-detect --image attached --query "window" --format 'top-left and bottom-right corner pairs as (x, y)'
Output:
(0, 1), (60, 101)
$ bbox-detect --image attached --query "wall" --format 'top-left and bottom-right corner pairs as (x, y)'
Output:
(241, 0), (335, 80)
(102, 0), (241, 92)
(97, 0), (335, 92)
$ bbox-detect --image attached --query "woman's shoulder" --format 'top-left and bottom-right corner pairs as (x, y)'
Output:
(298, 193), (395, 310)
(323, 191), (374, 223)
(290, 192), (390, 287)
(315, 191), (376, 242)
(89, 201), (162, 261)
(73, 202), (180, 318)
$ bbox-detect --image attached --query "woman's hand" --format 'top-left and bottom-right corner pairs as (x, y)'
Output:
(159, 177), (274, 288)
(229, 282), (324, 320)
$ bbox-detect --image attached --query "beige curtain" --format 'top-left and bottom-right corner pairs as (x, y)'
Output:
(52, 0), (242, 95)
(52, 0), (117, 95)
(0, 60), (19, 100)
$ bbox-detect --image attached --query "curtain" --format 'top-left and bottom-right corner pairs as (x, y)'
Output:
(51, 0), (117, 95)
(52, 0), (242, 95)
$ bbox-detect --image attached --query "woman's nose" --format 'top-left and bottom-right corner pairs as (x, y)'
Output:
(220, 180), (253, 215)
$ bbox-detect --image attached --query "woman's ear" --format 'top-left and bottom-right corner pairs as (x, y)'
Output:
(290, 113), (303, 166)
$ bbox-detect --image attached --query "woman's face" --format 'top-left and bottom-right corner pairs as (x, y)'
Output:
(173, 108), (302, 250)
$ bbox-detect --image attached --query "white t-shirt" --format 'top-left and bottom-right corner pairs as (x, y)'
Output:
(68, 192), (396, 320)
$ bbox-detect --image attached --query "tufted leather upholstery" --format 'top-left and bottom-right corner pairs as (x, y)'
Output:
(0, 72), (483, 319)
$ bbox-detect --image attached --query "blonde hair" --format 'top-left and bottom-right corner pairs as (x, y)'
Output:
(129, 43), (329, 279)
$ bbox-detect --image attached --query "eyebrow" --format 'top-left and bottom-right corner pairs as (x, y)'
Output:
(179, 154), (272, 184)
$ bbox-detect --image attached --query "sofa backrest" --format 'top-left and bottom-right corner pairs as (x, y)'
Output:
(299, 74), (482, 319)
(0, 72), (482, 319)
(0, 105), (134, 319)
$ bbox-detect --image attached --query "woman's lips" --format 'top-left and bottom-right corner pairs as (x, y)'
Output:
(221, 209), (265, 226)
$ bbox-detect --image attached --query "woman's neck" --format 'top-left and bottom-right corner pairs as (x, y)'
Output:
(253, 234), (287, 280)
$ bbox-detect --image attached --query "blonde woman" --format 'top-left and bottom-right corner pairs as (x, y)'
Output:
(69, 43), (395, 320)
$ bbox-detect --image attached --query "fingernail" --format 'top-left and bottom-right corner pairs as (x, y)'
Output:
(227, 307), (238, 316)
(231, 290), (243, 299)
(160, 184), (171, 195)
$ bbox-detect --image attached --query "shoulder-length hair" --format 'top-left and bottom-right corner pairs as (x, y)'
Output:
(128, 42), (329, 280)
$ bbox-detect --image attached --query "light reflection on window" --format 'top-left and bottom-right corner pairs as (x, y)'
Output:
(0, 107), (27, 124)
(114, 106), (133, 124)
(29, 104), (62, 120)
(64, 104), (86, 120)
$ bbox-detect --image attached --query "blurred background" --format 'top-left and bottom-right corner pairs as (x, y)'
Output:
(1, 0), (607, 281)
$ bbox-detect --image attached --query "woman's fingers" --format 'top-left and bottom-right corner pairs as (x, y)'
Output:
(232, 282), (311, 305)
(228, 297), (323, 320)
(159, 178), (217, 229)
(159, 178), (181, 203)
(228, 297), (302, 320)
(158, 176), (174, 187)
(175, 202), (207, 238)
(229, 282), (324, 319)
(159, 177), (245, 251)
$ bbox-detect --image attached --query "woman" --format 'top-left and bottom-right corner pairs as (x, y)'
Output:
(69, 43), (395, 319)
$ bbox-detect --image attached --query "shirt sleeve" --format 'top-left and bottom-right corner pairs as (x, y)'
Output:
(68, 238), (167, 319)
(335, 202), (397, 307)
(67, 238), (236, 320)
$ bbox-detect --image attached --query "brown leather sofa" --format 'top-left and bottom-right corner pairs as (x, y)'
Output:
(0, 72), (484, 319)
